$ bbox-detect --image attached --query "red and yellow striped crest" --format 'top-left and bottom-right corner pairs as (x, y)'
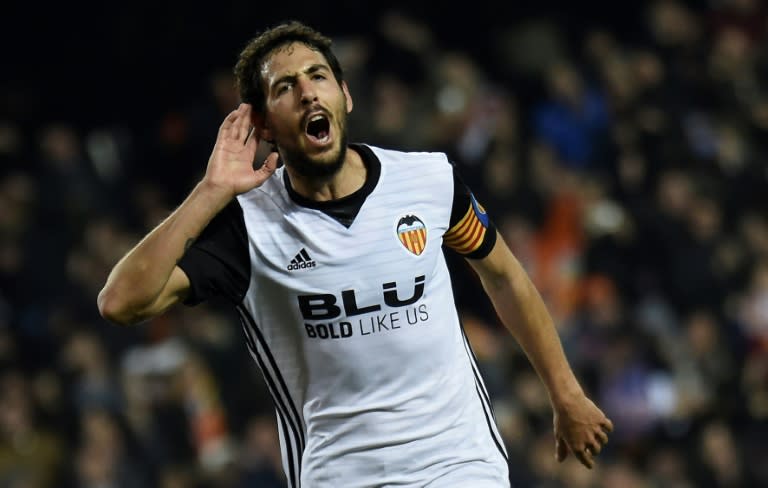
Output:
(396, 215), (427, 256)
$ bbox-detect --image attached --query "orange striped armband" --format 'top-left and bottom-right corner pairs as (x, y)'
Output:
(444, 195), (490, 255)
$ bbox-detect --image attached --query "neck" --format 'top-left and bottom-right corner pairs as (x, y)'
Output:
(285, 146), (366, 201)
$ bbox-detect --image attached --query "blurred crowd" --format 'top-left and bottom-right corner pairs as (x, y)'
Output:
(2, 0), (768, 487)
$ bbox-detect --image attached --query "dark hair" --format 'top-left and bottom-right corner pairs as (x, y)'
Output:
(234, 20), (345, 113)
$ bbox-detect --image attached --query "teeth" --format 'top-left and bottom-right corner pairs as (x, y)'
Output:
(310, 114), (324, 122)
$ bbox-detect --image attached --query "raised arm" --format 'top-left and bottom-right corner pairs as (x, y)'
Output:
(98, 103), (277, 325)
(468, 233), (613, 469)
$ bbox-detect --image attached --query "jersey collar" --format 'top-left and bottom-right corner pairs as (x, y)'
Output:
(282, 144), (382, 227)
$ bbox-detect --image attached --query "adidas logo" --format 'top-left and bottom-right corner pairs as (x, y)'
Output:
(287, 248), (316, 271)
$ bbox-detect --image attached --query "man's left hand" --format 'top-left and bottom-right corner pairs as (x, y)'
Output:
(553, 394), (613, 469)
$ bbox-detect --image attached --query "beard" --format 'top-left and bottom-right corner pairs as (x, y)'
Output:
(281, 126), (348, 181)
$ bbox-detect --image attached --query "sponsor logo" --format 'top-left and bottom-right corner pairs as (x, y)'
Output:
(287, 248), (316, 271)
(298, 276), (429, 340)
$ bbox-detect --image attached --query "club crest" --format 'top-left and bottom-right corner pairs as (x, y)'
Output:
(396, 215), (427, 256)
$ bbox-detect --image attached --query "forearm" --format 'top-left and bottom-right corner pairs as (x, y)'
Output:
(474, 245), (583, 405)
(98, 181), (230, 323)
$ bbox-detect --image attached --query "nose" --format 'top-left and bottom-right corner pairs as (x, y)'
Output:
(298, 77), (317, 105)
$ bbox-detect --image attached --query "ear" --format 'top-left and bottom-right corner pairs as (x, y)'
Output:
(251, 111), (273, 142)
(342, 81), (353, 113)
(260, 126), (273, 143)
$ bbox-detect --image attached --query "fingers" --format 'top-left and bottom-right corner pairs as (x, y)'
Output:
(586, 438), (602, 456)
(595, 428), (609, 446)
(232, 104), (251, 141)
(576, 445), (595, 469)
(219, 109), (238, 140)
(220, 104), (243, 133)
(554, 403), (613, 470)
(556, 437), (568, 462)
(586, 421), (610, 457)
(220, 103), (253, 142)
(559, 425), (611, 470)
(244, 125), (258, 154)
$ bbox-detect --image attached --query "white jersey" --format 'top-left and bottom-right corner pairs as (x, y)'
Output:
(179, 144), (509, 487)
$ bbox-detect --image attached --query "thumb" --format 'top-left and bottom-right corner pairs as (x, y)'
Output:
(257, 152), (279, 175)
(556, 437), (568, 462)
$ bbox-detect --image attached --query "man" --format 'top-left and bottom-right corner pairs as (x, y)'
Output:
(98, 20), (612, 487)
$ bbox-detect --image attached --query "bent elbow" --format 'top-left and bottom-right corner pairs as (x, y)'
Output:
(97, 288), (139, 326)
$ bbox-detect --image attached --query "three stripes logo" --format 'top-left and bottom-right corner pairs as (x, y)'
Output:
(396, 214), (427, 256)
(287, 248), (316, 271)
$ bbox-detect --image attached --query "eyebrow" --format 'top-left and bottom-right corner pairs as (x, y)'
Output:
(271, 64), (330, 89)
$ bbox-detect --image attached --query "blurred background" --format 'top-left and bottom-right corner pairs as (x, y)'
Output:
(2, 0), (768, 486)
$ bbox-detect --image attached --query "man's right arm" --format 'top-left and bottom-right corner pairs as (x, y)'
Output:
(97, 183), (232, 325)
(98, 103), (277, 325)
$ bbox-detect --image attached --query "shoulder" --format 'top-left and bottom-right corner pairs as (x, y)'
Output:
(361, 144), (455, 210)
(362, 144), (453, 183)
(365, 144), (452, 167)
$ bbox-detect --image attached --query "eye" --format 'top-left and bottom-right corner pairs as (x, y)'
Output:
(276, 81), (293, 95)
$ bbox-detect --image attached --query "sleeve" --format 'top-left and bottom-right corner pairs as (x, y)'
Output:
(443, 163), (497, 259)
(177, 199), (250, 305)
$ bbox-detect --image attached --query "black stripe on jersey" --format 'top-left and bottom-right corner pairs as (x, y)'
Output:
(475, 383), (509, 463)
(458, 322), (503, 426)
(277, 411), (299, 488)
(238, 314), (298, 487)
(300, 248), (311, 261)
(459, 324), (509, 461)
(238, 314), (300, 488)
(461, 327), (495, 420)
(238, 306), (306, 445)
(237, 307), (305, 483)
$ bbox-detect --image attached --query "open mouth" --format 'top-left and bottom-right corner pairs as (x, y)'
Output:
(305, 113), (331, 143)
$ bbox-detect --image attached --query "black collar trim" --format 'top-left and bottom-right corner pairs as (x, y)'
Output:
(283, 144), (381, 227)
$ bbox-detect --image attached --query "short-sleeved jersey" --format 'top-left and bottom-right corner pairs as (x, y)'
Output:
(179, 144), (509, 487)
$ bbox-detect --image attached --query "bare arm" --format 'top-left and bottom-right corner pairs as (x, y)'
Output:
(468, 232), (613, 469)
(98, 103), (278, 325)
(97, 186), (228, 325)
